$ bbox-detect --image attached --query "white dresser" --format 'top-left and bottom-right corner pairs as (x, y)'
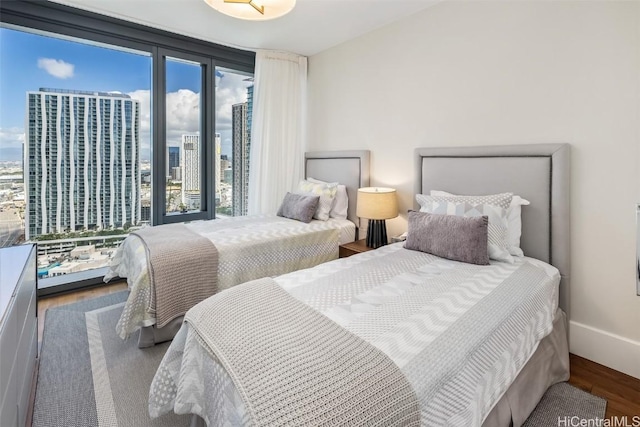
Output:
(0, 244), (37, 427)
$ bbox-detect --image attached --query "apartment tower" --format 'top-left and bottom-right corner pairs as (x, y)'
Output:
(25, 88), (140, 239)
(181, 134), (200, 210)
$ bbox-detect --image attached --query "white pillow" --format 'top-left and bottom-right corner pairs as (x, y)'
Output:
(297, 179), (338, 221)
(416, 193), (514, 263)
(307, 177), (348, 220)
(431, 190), (530, 257)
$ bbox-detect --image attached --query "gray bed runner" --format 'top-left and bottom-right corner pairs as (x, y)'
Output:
(132, 224), (218, 328)
(183, 277), (420, 426)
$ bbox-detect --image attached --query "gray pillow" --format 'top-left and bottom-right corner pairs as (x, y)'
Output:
(277, 192), (320, 223)
(404, 211), (490, 265)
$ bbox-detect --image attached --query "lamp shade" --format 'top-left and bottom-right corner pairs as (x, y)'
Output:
(203, 0), (296, 21)
(356, 187), (399, 220)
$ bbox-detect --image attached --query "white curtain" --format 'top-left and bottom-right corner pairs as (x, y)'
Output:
(247, 50), (307, 215)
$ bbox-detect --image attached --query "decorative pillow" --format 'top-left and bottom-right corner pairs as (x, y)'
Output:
(416, 193), (514, 263)
(276, 192), (320, 223)
(307, 177), (349, 220)
(297, 179), (338, 221)
(431, 190), (530, 257)
(404, 211), (490, 265)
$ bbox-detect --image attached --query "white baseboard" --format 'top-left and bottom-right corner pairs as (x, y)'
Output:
(569, 320), (640, 380)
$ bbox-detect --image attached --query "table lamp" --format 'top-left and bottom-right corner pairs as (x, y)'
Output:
(356, 187), (399, 249)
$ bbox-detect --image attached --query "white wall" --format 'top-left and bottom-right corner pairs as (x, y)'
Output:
(307, 1), (640, 378)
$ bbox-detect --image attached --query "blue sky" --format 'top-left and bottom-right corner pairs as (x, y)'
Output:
(0, 26), (250, 162)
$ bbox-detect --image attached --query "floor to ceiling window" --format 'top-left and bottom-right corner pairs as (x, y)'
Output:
(0, 2), (255, 293)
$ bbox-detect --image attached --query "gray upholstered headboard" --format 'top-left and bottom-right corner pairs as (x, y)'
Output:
(305, 150), (371, 226)
(415, 144), (570, 313)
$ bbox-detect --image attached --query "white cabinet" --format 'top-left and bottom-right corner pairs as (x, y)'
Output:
(0, 244), (37, 427)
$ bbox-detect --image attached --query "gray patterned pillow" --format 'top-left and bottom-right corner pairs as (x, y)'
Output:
(277, 192), (320, 223)
(416, 193), (514, 263)
(404, 211), (490, 265)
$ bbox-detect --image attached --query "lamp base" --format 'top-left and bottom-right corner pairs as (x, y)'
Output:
(366, 219), (388, 249)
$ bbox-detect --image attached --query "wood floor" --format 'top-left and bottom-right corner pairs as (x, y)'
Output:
(35, 283), (640, 422)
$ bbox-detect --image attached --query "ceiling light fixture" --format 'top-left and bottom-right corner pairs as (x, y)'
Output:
(203, 0), (296, 21)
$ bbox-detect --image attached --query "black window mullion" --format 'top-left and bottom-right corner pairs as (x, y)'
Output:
(152, 47), (165, 226)
(204, 59), (216, 220)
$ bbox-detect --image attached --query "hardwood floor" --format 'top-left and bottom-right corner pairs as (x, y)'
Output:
(568, 353), (640, 419)
(34, 284), (640, 423)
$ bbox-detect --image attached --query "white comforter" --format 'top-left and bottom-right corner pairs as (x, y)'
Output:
(105, 215), (353, 339)
(150, 243), (560, 426)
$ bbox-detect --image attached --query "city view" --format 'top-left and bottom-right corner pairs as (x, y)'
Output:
(0, 26), (252, 281)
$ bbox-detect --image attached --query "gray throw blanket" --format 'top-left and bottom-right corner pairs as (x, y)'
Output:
(185, 277), (420, 426)
(132, 224), (218, 328)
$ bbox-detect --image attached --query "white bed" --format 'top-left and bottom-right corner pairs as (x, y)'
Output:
(149, 144), (571, 426)
(104, 150), (370, 346)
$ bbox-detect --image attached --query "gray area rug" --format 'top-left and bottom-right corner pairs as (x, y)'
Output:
(34, 291), (607, 427)
(33, 291), (190, 427)
(523, 382), (607, 427)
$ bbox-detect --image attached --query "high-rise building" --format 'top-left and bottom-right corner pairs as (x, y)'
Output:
(220, 155), (230, 184)
(167, 146), (180, 177)
(215, 132), (221, 199)
(25, 88), (140, 239)
(232, 102), (249, 216)
(181, 134), (200, 210)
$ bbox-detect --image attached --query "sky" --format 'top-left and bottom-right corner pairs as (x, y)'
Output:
(0, 26), (252, 163)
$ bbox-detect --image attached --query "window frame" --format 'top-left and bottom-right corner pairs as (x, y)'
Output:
(1, 0), (255, 295)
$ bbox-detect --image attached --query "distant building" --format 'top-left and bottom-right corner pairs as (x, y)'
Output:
(170, 166), (181, 181)
(167, 146), (180, 177)
(25, 88), (141, 239)
(215, 133), (221, 197)
(232, 101), (249, 216)
(181, 134), (200, 210)
(220, 157), (231, 183)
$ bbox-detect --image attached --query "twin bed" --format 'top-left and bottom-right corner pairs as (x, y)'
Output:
(114, 144), (572, 426)
(105, 150), (370, 347)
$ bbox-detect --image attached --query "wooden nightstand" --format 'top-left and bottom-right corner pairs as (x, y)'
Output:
(339, 239), (375, 258)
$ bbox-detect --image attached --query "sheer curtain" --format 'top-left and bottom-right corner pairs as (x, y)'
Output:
(247, 50), (307, 215)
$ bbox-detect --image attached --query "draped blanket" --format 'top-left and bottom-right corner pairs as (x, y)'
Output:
(132, 224), (218, 328)
(182, 277), (420, 426)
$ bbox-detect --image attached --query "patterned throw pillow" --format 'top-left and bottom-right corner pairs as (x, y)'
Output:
(416, 193), (514, 263)
(307, 177), (349, 220)
(297, 180), (338, 221)
(431, 191), (530, 257)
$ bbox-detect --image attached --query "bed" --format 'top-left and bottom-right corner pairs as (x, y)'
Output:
(104, 150), (370, 347)
(149, 143), (571, 426)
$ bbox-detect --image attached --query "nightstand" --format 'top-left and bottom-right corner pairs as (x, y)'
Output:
(339, 239), (376, 258)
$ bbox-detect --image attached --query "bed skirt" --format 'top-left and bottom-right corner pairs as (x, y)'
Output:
(137, 318), (184, 348)
(186, 308), (569, 427)
(482, 308), (570, 427)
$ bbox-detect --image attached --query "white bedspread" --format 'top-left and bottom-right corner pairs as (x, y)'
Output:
(105, 215), (353, 339)
(150, 243), (560, 426)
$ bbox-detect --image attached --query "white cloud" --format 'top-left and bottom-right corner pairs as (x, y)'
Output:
(166, 89), (201, 145)
(127, 90), (152, 160)
(126, 72), (251, 159)
(0, 127), (25, 148)
(37, 58), (75, 79)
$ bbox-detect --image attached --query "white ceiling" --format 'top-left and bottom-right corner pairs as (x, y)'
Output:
(49, 0), (439, 56)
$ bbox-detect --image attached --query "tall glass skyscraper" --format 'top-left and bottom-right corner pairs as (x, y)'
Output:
(181, 134), (200, 210)
(231, 84), (253, 216)
(25, 88), (141, 239)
